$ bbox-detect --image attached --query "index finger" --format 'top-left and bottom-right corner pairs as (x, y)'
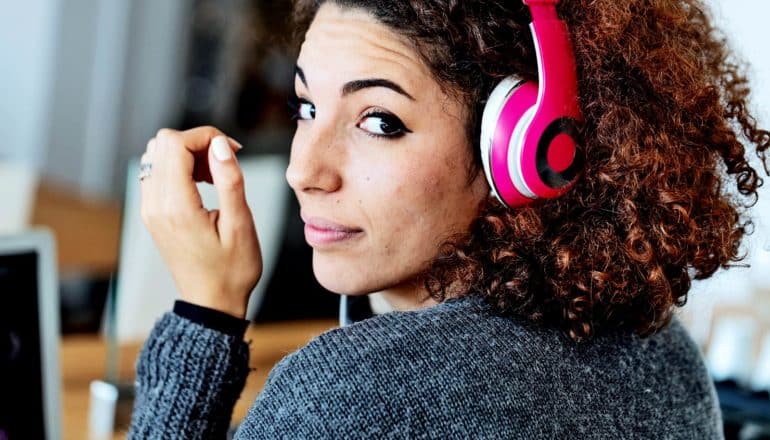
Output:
(179, 126), (243, 154)
(180, 126), (243, 183)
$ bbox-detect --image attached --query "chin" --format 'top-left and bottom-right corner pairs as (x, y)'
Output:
(311, 253), (378, 296)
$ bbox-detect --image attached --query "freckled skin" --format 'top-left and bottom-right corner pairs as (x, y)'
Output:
(285, 4), (489, 311)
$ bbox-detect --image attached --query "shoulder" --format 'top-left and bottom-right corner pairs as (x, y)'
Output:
(242, 296), (524, 437)
(286, 296), (523, 362)
(267, 295), (557, 386)
(241, 297), (720, 438)
(276, 296), (718, 411)
(239, 298), (489, 436)
(272, 296), (710, 381)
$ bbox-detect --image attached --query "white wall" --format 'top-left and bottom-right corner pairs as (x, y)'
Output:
(0, 0), (61, 167)
(41, 1), (102, 193)
(0, 0), (191, 200)
(112, 0), (192, 195)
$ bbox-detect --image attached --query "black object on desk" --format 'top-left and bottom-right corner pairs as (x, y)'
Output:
(716, 380), (770, 439)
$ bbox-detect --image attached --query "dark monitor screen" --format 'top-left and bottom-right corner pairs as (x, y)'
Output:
(0, 251), (46, 439)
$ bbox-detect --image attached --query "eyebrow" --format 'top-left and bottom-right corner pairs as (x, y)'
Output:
(342, 79), (414, 100)
(295, 65), (307, 87)
(295, 65), (415, 101)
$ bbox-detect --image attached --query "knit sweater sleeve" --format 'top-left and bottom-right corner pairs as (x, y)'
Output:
(128, 312), (251, 439)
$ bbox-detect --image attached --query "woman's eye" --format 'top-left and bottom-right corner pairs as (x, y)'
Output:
(288, 97), (315, 120)
(298, 101), (315, 120)
(357, 112), (411, 138)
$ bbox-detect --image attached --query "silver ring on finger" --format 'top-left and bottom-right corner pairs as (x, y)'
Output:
(138, 162), (153, 182)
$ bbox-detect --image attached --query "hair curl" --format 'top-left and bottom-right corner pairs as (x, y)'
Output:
(292, 0), (770, 340)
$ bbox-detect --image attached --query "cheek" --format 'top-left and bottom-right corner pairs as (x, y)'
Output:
(384, 162), (438, 214)
(372, 161), (460, 251)
(403, 152), (462, 206)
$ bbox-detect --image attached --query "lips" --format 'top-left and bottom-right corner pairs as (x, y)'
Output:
(301, 214), (364, 246)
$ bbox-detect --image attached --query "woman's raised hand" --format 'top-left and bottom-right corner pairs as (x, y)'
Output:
(139, 126), (262, 319)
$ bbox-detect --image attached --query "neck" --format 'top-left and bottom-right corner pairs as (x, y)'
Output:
(373, 279), (438, 312)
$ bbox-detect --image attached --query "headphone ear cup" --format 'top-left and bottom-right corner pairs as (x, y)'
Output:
(506, 87), (539, 200)
(480, 77), (539, 208)
(481, 1), (583, 208)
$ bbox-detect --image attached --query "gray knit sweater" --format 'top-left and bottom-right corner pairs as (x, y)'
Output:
(129, 296), (723, 439)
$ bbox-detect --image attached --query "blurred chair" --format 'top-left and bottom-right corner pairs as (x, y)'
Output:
(111, 155), (289, 342)
(0, 161), (39, 234)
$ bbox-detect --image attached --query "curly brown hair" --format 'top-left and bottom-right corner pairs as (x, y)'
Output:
(292, 0), (770, 340)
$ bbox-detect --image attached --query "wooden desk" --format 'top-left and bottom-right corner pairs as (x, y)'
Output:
(32, 182), (122, 276)
(61, 320), (337, 439)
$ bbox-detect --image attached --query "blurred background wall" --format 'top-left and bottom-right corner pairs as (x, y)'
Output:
(2, 0), (225, 198)
(1, 0), (338, 332)
(0, 1), (59, 168)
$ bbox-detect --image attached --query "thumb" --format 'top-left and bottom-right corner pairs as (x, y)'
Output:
(209, 135), (253, 245)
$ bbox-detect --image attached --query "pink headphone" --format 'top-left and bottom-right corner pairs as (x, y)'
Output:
(480, 0), (583, 208)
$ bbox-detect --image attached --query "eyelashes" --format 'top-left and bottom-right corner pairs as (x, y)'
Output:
(358, 110), (411, 139)
(288, 95), (412, 140)
(287, 96), (315, 121)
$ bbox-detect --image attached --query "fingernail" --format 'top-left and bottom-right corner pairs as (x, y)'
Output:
(212, 136), (232, 161)
(227, 136), (244, 150)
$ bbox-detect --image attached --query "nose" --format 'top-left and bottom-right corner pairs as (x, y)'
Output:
(285, 124), (343, 194)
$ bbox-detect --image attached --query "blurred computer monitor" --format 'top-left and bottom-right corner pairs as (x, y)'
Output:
(0, 229), (61, 440)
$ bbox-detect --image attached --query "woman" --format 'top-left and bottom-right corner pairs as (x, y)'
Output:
(130, 0), (769, 438)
